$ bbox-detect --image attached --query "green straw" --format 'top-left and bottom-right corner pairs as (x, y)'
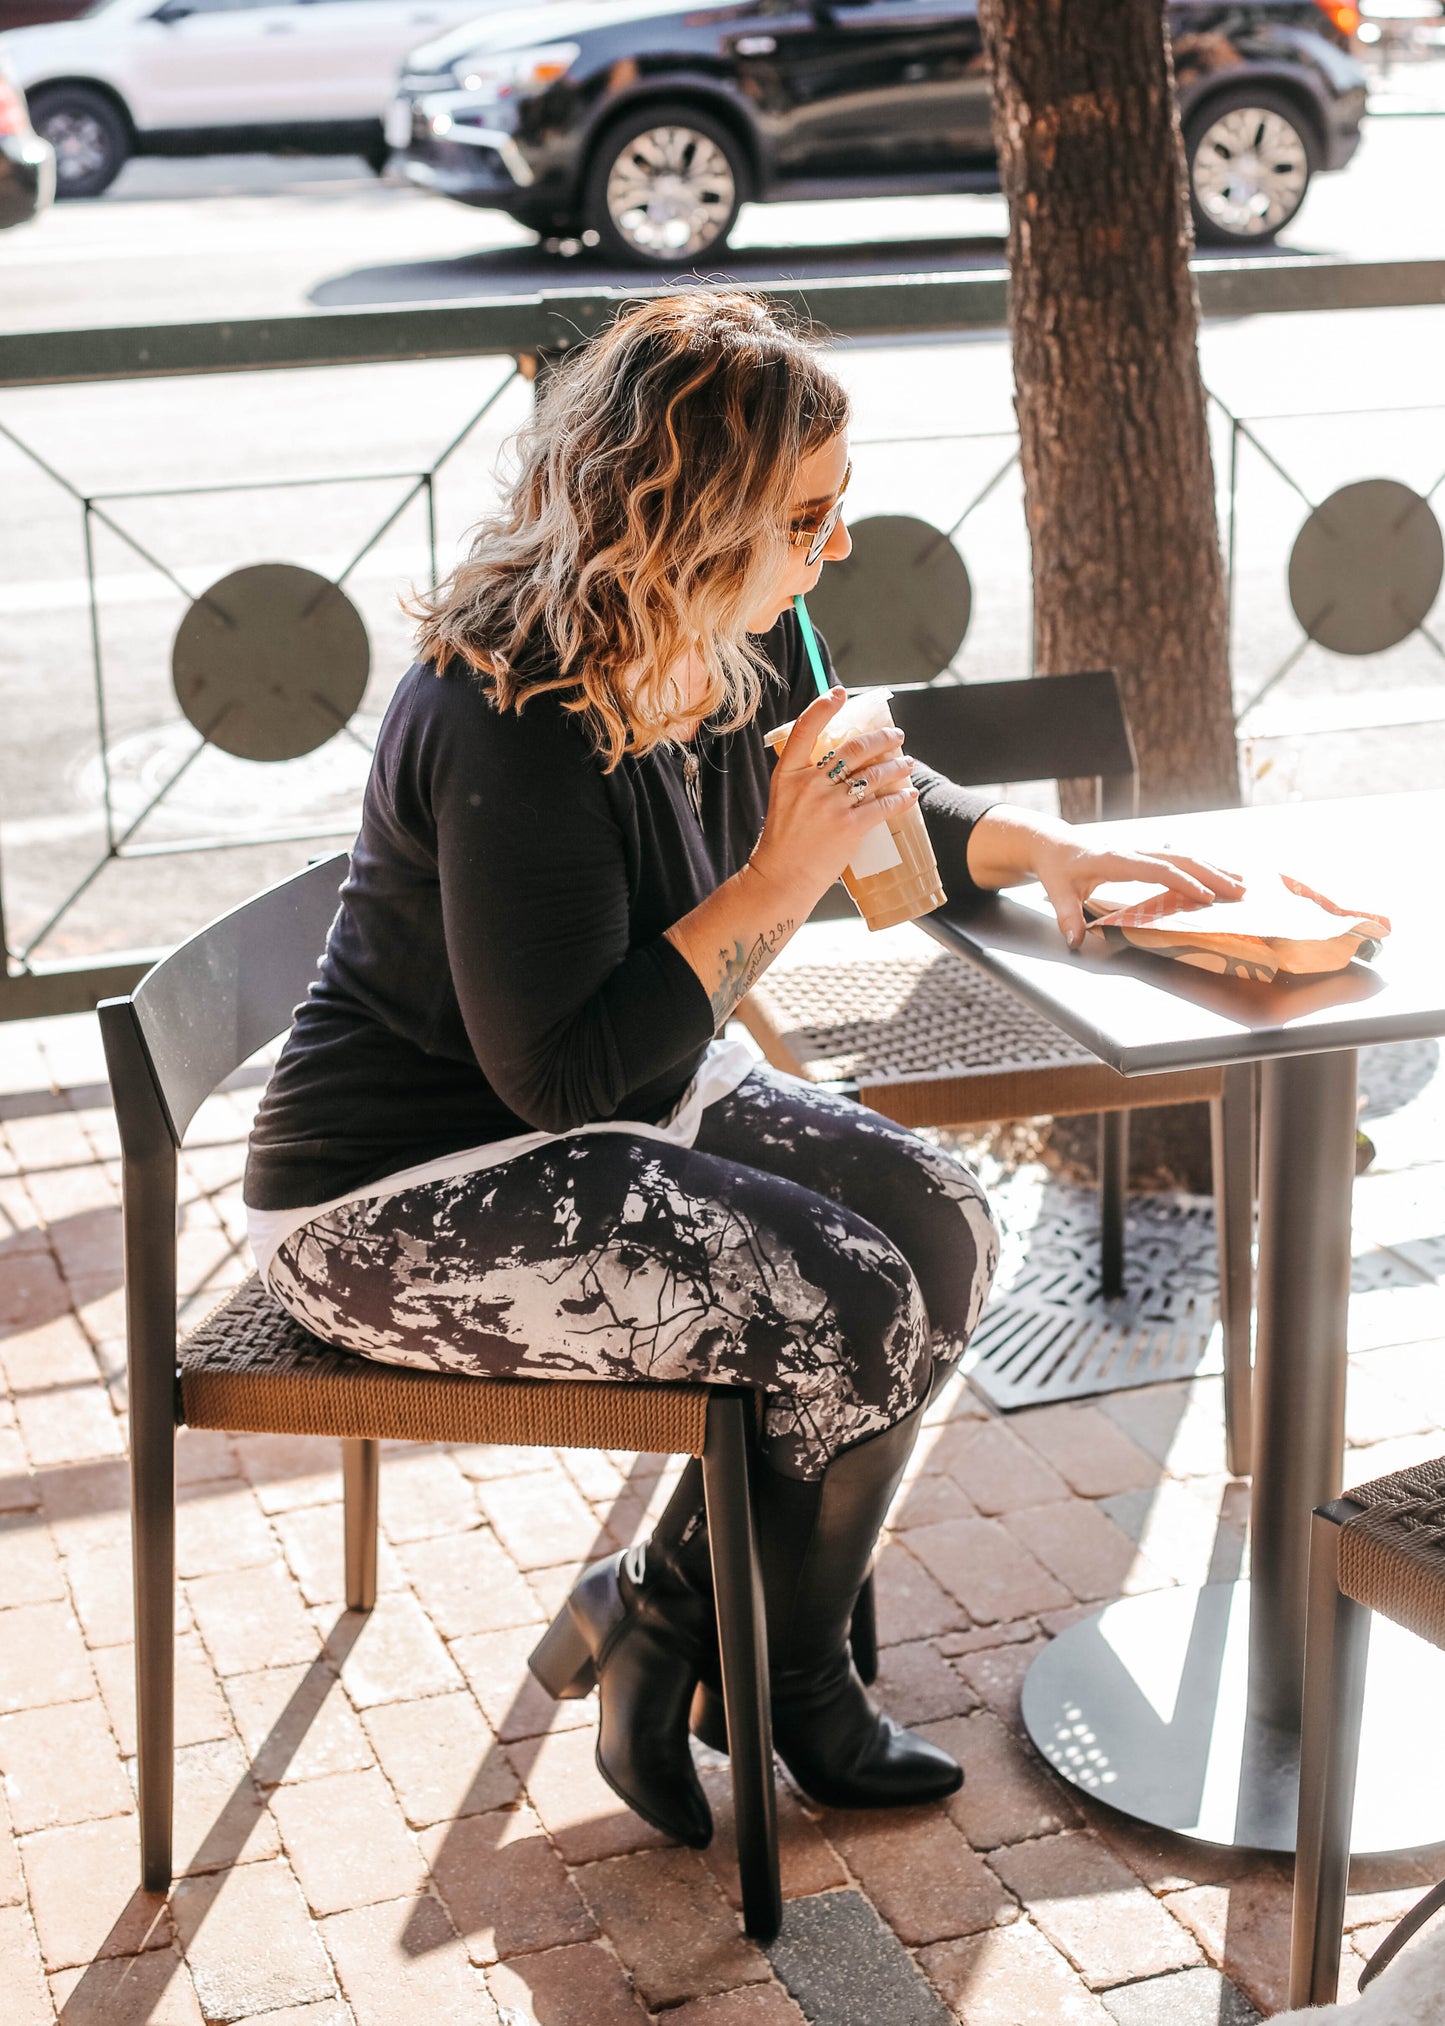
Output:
(793, 593), (832, 699)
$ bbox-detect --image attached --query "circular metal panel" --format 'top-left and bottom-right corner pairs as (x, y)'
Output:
(1288, 478), (1443, 657)
(806, 514), (971, 686)
(172, 563), (370, 762)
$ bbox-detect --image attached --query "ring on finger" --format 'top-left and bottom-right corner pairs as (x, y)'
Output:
(826, 758), (848, 782)
(846, 776), (868, 805)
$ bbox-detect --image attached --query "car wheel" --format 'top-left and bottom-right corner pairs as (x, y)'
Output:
(29, 86), (130, 200)
(1184, 86), (1316, 248)
(584, 103), (746, 266)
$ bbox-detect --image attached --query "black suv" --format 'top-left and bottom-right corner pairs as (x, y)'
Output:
(389, 1), (1367, 264)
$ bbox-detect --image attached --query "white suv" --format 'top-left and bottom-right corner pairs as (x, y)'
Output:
(1, 0), (495, 198)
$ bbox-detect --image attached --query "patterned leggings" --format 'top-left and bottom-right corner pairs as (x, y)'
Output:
(268, 1065), (999, 1480)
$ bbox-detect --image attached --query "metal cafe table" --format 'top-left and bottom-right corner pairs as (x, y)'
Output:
(926, 787), (1445, 1854)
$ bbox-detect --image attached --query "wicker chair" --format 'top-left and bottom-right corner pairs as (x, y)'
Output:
(97, 854), (783, 1941)
(1290, 1457), (1445, 2007)
(737, 670), (1257, 1472)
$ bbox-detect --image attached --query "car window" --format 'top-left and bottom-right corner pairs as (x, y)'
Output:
(150, 0), (303, 15)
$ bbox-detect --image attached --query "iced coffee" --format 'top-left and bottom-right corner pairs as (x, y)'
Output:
(764, 689), (945, 932)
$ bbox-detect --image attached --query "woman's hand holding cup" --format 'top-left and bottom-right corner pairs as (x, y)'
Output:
(750, 686), (918, 903)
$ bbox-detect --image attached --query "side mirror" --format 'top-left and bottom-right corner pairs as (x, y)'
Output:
(152, 0), (195, 23)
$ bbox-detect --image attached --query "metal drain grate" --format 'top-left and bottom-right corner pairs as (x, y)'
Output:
(964, 1180), (1223, 1412)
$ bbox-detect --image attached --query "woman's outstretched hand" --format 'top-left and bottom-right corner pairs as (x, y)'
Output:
(965, 807), (1246, 951)
(749, 686), (917, 902)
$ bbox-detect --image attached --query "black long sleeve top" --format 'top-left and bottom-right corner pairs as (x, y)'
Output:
(243, 609), (994, 1212)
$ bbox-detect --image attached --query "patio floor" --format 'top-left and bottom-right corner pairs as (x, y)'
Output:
(2, 1011), (1443, 2025)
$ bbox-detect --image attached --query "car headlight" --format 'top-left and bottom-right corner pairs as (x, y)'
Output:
(454, 42), (579, 102)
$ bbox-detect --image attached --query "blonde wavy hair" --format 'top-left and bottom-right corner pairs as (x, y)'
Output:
(411, 289), (850, 770)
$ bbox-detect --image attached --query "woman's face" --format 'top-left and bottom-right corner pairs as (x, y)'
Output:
(744, 430), (853, 634)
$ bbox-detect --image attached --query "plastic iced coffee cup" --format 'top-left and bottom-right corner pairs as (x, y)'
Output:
(764, 689), (946, 932)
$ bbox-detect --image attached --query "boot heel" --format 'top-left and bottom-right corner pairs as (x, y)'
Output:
(529, 1607), (597, 1699)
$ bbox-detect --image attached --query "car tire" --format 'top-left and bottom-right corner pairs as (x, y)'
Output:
(29, 85), (130, 200)
(1184, 84), (1317, 248)
(584, 102), (747, 266)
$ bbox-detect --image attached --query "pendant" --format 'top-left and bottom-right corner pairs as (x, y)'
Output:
(683, 751), (702, 823)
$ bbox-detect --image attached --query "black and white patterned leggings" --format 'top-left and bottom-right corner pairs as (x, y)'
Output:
(268, 1065), (999, 1480)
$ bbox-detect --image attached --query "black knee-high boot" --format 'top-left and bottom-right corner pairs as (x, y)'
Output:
(694, 1398), (962, 1808)
(528, 1461), (715, 1847)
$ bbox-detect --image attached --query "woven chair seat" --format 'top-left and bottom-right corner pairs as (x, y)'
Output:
(179, 1274), (711, 1458)
(743, 920), (1222, 1126)
(1338, 1455), (1445, 1651)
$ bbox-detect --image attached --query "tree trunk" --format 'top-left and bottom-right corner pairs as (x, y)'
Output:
(978, 0), (1239, 818)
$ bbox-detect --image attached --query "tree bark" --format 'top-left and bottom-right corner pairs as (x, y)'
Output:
(978, 0), (1239, 817)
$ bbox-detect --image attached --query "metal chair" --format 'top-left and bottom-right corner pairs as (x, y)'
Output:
(737, 670), (1257, 1473)
(1290, 1456), (1445, 2007)
(98, 854), (783, 1940)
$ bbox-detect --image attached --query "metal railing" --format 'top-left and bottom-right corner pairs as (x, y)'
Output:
(3, 255), (1444, 1021)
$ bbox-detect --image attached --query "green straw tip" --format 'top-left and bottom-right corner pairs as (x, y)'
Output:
(793, 593), (832, 699)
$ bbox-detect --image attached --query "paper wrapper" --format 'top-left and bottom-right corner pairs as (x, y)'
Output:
(1083, 872), (1391, 983)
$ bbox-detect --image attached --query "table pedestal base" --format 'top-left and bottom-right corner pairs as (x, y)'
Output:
(1021, 1581), (1445, 1853)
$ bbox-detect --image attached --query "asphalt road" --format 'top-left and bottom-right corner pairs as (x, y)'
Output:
(1, 108), (1444, 976)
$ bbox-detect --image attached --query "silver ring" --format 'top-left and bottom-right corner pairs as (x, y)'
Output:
(827, 758), (848, 782)
(846, 776), (867, 804)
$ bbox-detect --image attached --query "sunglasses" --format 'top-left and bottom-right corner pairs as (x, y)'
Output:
(787, 461), (852, 567)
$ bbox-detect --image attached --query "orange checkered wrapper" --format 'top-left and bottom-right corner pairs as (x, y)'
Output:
(1083, 873), (1391, 984)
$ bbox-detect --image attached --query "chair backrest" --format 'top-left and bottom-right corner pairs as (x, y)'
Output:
(888, 669), (1137, 819)
(100, 852), (348, 1155)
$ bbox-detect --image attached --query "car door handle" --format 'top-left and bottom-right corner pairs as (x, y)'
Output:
(736, 35), (777, 54)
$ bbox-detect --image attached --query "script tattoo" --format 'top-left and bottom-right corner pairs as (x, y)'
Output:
(709, 918), (794, 1028)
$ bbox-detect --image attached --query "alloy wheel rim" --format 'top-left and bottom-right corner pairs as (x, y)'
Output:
(43, 111), (111, 185)
(1191, 106), (1307, 237)
(605, 125), (736, 258)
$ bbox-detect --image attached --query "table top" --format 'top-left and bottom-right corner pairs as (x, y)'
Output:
(926, 788), (1445, 1076)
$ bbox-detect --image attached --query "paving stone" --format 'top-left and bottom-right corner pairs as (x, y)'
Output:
(399, 1527), (541, 1638)
(223, 1660), (374, 1785)
(64, 1539), (141, 1646)
(1097, 1481), (1247, 1591)
(1001, 1501), (1169, 1605)
(20, 1812), (169, 1969)
(0, 1599), (95, 1711)
(451, 1623), (594, 1743)
(766, 1889), (954, 2026)
(663, 1987), (807, 2025)
(321, 1891), (500, 2026)
(41, 1458), (131, 1553)
(511, 1721), (671, 1864)
(377, 1448), (480, 1544)
(172, 1856), (338, 2020)
(0, 1785), (23, 1905)
(920, 1917), (1114, 2024)
(271, 1501), (405, 1607)
(555, 1446), (630, 1503)
(173, 1428), (240, 1489)
(1097, 1384), (1224, 1482)
(175, 1483), (278, 1578)
(233, 1433), (343, 1514)
(888, 1471), (979, 1529)
(14, 1381), (123, 1467)
(363, 1689), (518, 1827)
(697, 1762), (848, 1910)
(0, 1696), (133, 1832)
(474, 1468), (602, 1571)
(187, 1562), (318, 1676)
(1010, 1404), (1162, 1499)
(1163, 1875), (1295, 2018)
(938, 1616), (1041, 1658)
(577, 1847), (768, 2009)
(0, 1903), (51, 2026)
(48, 1946), (207, 2024)
(453, 1441), (567, 1483)
(1100, 1966), (1261, 2024)
(0, 1248), (69, 1332)
(421, 1802), (596, 1963)
(314, 1593), (463, 1707)
(271, 1767), (428, 1916)
(990, 1833), (1201, 1989)
(953, 1637), (1049, 1731)
(921, 1709), (1081, 1849)
(871, 1540), (968, 1645)
(486, 1939), (650, 2024)
(0, 1314), (99, 1393)
(931, 1420), (1071, 1515)
(0, 1430), (39, 1511)
(826, 1806), (1016, 1945)
(93, 1632), (234, 1759)
(169, 1735), (280, 1876)
(907, 1518), (1072, 1625)
(225, 2005), (353, 2026)
(871, 1637), (981, 1725)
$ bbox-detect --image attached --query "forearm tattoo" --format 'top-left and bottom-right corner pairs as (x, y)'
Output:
(708, 919), (794, 1028)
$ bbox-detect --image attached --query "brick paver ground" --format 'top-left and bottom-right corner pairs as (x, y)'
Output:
(2, 1011), (1443, 2023)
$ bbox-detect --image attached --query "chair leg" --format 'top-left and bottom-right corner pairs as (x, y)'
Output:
(1290, 1498), (1371, 2010)
(850, 1569), (879, 1686)
(1211, 1064), (1257, 1478)
(342, 1439), (379, 1613)
(131, 1388), (176, 1893)
(702, 1394), (781, 1945)
(1098, 1111), (1128, 1298)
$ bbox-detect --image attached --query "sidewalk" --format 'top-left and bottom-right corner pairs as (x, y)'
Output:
(1, 1011), (1443, 2025)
